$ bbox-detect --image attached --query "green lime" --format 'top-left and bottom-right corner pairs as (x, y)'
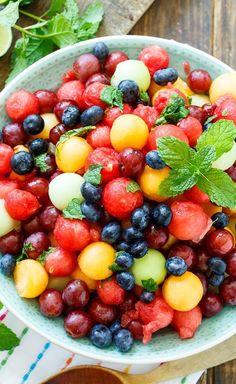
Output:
(0, 25), (12, 57)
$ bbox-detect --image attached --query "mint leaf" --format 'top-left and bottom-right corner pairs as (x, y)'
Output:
(159, 168), (197, 197)
(0, 324), (19, 351)
(84, 164), (103, 186)
(0, 0), (20, 27)
(58, 126), (95, 146)
(196, 120), (236, 159)
(141, 278), (158, 292)
(76, 0), (104, 38)
(109, 262), (124, 273)
(194, 145), (216, 172)
(155, 94), (189, 125)
(34, 153), (50, 173)
(37, 247), (56, 264)
(43, 0), (64, 17)
(197, 168), (236, 209)
(101, 86), (123, 110)
(63, 198), (85, 220)
(62, 0), (79, 32)
(16, 243), (34, 262)
(157, 137), (196, 168)
(222, 109), (228, 116)
(139, 91), (150, 103)
(126, 181), (141, 193)
(0, 302), (3, 311)
(47, 14), (77, 48)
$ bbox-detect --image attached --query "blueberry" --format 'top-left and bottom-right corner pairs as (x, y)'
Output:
(93, 42), (109, 60)
(131, 208), (150, 230)
(81, 182), (102, 203)
(153, 68), (178, 86)
(101, 221), (121, 244)
(203, 122), (212, 131)
(11, 151), (34, 175)
(151, 204), (172, 227)
(90, 324), (112, 348)
(142, 202), (151, 215)
(208, 257), (226, 275)
(28, 138), (49, 156)
(61, 106), (80, 127)
(118, 80), (139, 103)
(122, 227), (143, 242)
(209, 273), (225, 287)
(145, 150), (166, 169)
(23, 114), (44, 135)
(130, 239), (148, 258)
(166, 256), (187, 276)
(116, 271), (135, 290)
(80, 202), (103, 222)
(212, 212), (229, 229)
(110, 320), (121, 335)
(0, 254), (16, 276)
(140, 290), (155, 303)
(114, 329), (133, 352)
(116, 241), (131, 252)
(116, 252), (133, 269)
(80, 106), (104, 126)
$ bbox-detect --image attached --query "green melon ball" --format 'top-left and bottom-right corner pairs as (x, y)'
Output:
(131, 248), (167, 287)
(111, 60), (151, 92)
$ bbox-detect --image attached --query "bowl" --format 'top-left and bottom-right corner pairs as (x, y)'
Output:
(0, 35), (235, 365)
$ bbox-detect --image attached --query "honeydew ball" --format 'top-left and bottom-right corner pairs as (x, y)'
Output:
(131, 248), (167, 287)
(0, 199), (19, 237)
(191, 94), (210, 107)
(111, 60), (151, 91)
(48, 173), (85, 211)
(213, 142), (236, 171)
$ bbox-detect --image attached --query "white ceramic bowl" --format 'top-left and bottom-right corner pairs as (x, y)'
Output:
(0, 35), (235, 365)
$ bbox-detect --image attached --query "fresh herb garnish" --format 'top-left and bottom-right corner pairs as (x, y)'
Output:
(139, 91), (150, 103)
(0, 323), (20, 351)
(84, 164), (103, 186)
(34, 153), (50, 173)
(157, 119), (236, 208)
(109, 262), (124, 273)
(155, 94), (189, 125)
(57, 126), (95, 146)
(126, 181), (141, 193)
(16, 243), (34, 262)
(37, 247), (56, 264)
(62, 198), (85, 220)
(100, 86), (124, 110)
(141, 278), (158, 292)
(1, 0), (104, 82)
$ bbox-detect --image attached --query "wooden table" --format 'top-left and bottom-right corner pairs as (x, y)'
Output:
(131, 2), (236, 382)
(0, 0), (236, 382)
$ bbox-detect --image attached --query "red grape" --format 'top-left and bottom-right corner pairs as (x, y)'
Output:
(167, 243), (198, 269)
(194, 272), (208, 295)
(73, 54), (101, 83)
(88, 298), (117, 325)
(199, 292), (223, 317)
(39, 206), (60, 232)
(0, 230), (23, 255)
(24, 177), (49, 204)
(39, 289), (63, 317)
(37, 154), (56, 178)
(104, 51), (129, 76)
(127, 320), (143, 341)
(2, 123), (27, 147)
(24, 232), (50, 259)
(195, 248), (210, 272)
(34, 90), (58, 114)
(145, 225), (168, 249)
(62, 279), (89, 308)
(187, 69), (212, 93)
(64, 310), (92, 338)
(49, 124), (67, 145)
(118, 292), (138, 314)
(54, 100), (77, 121)
(85, 73), (110, 87)
(220, 277), (236, 305)
(202, 103), (216, 119)
(206, 229), (234, 257)
(187, 105), (206, 124)
(118, 148), (145, 178)
(226, 165), (236, 182)
(22, 215), (43, 235)
(225, 250), (236, 277)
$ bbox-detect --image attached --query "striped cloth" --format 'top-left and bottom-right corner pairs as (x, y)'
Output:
(0, 305), (204, 384)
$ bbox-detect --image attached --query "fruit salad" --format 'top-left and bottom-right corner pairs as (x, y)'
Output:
(1, 42), (236, 353)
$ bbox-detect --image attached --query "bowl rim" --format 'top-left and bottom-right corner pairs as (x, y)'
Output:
(0, 35), (235, 365)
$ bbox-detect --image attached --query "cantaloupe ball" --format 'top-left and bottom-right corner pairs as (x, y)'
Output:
(111, 60), (151, 91)
(48, 173), (85, 211)
(0, 199), (20, 237)
(70, 265), (96, 290)
(149, 77), (193, 98)
(56, 136), (92, 173)
(209, 72), (236, 103)
(33, 113), (59, 139)
(138, 165), (170, 202)
(14, 259), (49, 298)
(47, 276), (70, 291)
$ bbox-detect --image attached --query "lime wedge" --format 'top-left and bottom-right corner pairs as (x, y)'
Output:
(0, 25), (12, 57)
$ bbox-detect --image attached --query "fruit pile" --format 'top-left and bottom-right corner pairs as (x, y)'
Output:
(1, 42), (236, 353)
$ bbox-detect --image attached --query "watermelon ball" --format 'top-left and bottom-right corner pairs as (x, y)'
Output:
(102, 177), (143, 219)
(6, 90), (39, 122)
(138, 45), (169, 76)
(171, 306), (202, 339)
(96, 277), (125, 305)
(54, 216), (91, 252)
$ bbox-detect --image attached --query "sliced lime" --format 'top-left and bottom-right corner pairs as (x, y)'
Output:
(0, 25), (12, 57)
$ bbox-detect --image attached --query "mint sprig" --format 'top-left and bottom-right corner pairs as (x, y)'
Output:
(16, 243), (34, 262)
(155, 94), (189, 125)
(0, 323), (20, 351)
(63, 198), (85, 220)
(126, 181), (141, 193)
(84, 164), (103, 186)
(158, 119), (236, 208)
(141, 278), (158, 292)
(100, 86), (123, 110)
(57, 126), (95, 146)
(34, 153), (50, 173)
